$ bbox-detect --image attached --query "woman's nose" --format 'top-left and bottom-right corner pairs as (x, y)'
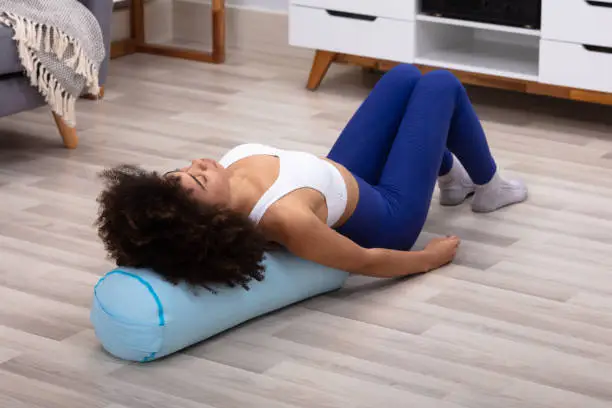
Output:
(191, 159), (209, 171)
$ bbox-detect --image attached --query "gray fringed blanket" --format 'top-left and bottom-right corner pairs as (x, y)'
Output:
(0, 0), (105, 126)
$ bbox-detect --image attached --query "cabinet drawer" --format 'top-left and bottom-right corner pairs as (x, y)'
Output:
(289, 5), (415, 63)
(291, 0), (416, 21)
(540, 40), (612, 93)
(542, 0), (612, 47)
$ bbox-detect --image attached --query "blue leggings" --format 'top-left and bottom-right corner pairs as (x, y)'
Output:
(328, 65), (497, 250)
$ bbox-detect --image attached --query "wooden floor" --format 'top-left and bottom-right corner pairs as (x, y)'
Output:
(1, 49), (612, 408)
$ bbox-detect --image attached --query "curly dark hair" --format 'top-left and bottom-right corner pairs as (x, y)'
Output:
(95, 164), (267, 291)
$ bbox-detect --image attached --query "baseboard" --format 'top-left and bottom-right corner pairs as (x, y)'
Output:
(111, 1), (310, 60)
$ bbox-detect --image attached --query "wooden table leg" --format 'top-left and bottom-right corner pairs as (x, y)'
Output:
(212, 0), (226, 63)
(132, 0), (145, 44)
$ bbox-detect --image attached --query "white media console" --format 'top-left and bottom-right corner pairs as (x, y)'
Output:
(289, 0), (612, 104)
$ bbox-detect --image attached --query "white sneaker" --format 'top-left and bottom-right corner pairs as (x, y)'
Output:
(471, 172), (528, 213)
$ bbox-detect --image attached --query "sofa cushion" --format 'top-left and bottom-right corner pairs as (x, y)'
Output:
(0, 25), (23, 76)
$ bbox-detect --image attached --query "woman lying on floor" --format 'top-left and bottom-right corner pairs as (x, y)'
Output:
(96, 65), (527, 290)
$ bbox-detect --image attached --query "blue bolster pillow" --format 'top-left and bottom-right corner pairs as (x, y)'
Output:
(90, 250), (349, 362)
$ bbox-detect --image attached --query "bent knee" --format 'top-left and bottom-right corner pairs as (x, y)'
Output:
(422, 69), (461, 84)
(420, 69), (464, 94)
(380, 64), (422, 89)
(387, 64), (422, 78)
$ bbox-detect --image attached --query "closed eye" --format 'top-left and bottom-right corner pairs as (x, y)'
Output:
(162, 169), (206, 190)
(189, 174), (206, 190)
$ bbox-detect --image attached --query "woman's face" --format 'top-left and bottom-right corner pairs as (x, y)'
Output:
(169, 158), (231, 206)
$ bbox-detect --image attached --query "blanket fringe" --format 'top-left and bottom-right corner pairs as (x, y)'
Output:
(0, 11), (101, 126)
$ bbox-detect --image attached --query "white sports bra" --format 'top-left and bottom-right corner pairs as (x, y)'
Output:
(218, 143), (348, 227)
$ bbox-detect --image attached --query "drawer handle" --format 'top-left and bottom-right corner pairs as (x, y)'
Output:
(326, 10), (377, 22)
(586, 0), (612, 8)
(583, 44), (612, 54)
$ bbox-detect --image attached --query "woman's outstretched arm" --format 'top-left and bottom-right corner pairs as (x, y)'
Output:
(263, 209), (459, 278)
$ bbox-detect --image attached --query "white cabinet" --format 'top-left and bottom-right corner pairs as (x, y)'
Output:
(542, 0), (612, 47)
(289, 0), (612, 95)
(288, 0), (417, 63)
(539, 0), (612, 91)
(289, 6), (415, 62)
(414, 20), (540, 81)
(540, 40), (612, 94)
(291, 0), (416, 21)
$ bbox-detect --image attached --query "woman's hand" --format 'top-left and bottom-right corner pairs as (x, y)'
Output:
(424, 236), (460, 271)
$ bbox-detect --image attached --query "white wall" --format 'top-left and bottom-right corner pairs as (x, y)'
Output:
(228, 0), (288, 12)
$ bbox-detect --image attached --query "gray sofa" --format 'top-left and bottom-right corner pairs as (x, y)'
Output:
(0, 0), (113, 149)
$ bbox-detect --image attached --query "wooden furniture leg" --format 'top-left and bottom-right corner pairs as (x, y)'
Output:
(132, 0), (145, 44)
(52, 112), (78, 149)
(110, 0), (138, 60)
(212, 0), (226, 63)
(307, 50), (337, 90)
